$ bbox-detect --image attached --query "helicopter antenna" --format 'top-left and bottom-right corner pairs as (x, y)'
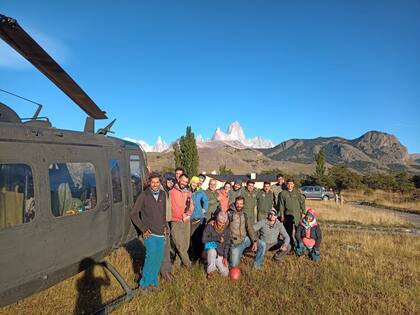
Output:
(96, 119), (116, 135)
(0, 88), (43, 119)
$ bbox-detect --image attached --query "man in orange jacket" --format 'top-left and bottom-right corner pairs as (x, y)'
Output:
(170, 173), (194, 268)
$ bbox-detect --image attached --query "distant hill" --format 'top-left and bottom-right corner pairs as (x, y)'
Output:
(147, 131), (420, 174)
(260, 131), (418, 173)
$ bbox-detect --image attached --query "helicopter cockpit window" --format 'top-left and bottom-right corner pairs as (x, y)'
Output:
(49, 162), (97, 217)
(0, 164), (35, 230)
(129, 155), (143, 202)
(109, 159), (122, 203)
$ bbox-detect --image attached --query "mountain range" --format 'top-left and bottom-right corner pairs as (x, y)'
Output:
(145, 130), (420, 174)
(125, 121), (274, 152)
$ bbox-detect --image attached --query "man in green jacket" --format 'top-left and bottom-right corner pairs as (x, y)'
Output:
(229, 179), (243, 205)
(278, 178), (306, 249)
(256, 182), (274, 221)
(271, 174), (285, 210)
(242, 180), (258, 224)
(205, 179), (220, 220)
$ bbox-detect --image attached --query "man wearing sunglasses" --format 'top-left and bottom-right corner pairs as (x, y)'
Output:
(253, 209), (291, 269)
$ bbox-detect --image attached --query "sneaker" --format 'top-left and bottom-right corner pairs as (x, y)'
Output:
(206, 272), (215, 279)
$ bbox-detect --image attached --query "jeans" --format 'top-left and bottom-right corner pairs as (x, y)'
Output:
(295, 242), (321, 261)
(255, 239), (291, 266)
(230, 237), (251, 267)
(140, 235), (165, 288)
(207, 249), (229, 276)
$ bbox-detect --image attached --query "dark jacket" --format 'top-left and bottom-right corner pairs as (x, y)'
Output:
(202, 224), (231, 258)
(278, 189), (306, 224)
(256, 189), (274, 221)
(227, 204), (258, 245)
(130, 188), (167, 235)
(205, 189), (220, 219)
(295, 223), (322, 250)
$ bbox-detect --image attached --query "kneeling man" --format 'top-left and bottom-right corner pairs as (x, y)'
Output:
(253, 209), (290, 268)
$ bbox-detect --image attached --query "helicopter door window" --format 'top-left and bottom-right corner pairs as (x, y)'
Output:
(109, 159), (122, 203)
(0, 164), (35, 230)
(129, 155), (143, 202)
(49, 162), (97, 217)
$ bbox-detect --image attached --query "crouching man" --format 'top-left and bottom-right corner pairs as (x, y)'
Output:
(228, 196), (258, 268)
(295, 209), (322, 261)
(202, 211), (231, 278)
(253, 209), (291, 269)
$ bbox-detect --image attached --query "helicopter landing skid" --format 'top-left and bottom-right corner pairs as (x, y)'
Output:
(91, 260), (142, 315)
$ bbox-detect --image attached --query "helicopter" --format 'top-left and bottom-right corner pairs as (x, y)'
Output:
(0, 14), (149, 311)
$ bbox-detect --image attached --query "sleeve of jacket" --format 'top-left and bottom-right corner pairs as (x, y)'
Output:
(278, 192), (285, 216)
(314, 225), (322, 249)
(201, 191), (209, 213)
(253, 219), (264, 233)
(295, 224), (304, 244)
(300, 193), (306, 215)
(279, 223), (290, 246)
(223, 229), (232, 258)
(129, 192), (147, 233)
(188, 192), (194, 215)
(245, 215), (258, 242)
(202, 224), (212, 243)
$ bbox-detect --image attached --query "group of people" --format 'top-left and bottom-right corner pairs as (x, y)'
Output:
(130, 170), (322, 290)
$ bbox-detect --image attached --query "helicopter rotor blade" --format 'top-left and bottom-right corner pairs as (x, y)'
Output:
(0, 14), (107, 119)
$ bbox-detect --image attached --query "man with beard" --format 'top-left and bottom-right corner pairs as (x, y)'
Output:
(272, 174), (285, 210)
(229, 179), (243, 205)
(256, 182), (274, 221)
(170, 173), (194, 268)
(205, 179), (220, 220)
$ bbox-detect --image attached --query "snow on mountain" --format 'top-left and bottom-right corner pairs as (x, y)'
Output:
(125, 121), (274, 152)
(209, 121), (274, 149)
(124, 136), (170, 153)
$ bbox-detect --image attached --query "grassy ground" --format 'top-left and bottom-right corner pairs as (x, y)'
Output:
(343, 189), (420, 214)
(306, 200), (413, 228)
(1, 230), (419, 315)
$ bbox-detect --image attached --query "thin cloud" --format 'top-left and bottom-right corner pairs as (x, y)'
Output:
(0, 28), (69, 70)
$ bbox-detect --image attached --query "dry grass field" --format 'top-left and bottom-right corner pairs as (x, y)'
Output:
(343, 189), (420, 214)
(306, 200), (413, 228)
(1, 201), (419, 315)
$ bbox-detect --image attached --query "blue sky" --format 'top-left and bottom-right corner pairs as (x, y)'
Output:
(1, 1), (419, 153)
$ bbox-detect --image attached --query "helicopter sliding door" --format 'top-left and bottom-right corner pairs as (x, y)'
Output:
(43, 144), (112, 275)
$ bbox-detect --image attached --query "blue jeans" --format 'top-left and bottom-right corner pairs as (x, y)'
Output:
(140, 235), (165, 288)
(230, 237), (251, 267)
(255, 240), (291, 266)
(295, 242), (321, 261)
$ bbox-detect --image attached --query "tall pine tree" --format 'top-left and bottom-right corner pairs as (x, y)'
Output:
(314, 150), (326, 185)
(173, 126), (199, 177)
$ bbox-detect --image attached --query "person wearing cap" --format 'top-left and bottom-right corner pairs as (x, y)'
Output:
(229, 179), (243, 205)
(278, 178), (306, 249)
(189, 176), (209, 261)
(218, 181), (232, 212)
(253, 209), (291, 268)
(159, 172), (176, 281)
(295, 209), (322, 261)
(242, 180), (258, 224)
(256, 182), (275, 221)
(197, 174), (206, 190)
(202, 211), (231, 278)
(228, 196), (258, 267)
(205, 179), (220, 220)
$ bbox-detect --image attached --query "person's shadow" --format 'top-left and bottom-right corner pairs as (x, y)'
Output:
(73, 258), (110, 315)
(123, 238), (146, 283)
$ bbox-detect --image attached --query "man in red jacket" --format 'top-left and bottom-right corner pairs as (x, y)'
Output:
(170, 173), (194, 268)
